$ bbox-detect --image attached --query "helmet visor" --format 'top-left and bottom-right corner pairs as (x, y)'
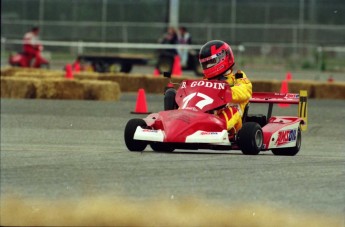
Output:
(200, 50), (226, 69)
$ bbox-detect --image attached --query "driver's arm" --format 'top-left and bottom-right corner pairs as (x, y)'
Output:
(227, 71), (252, 103)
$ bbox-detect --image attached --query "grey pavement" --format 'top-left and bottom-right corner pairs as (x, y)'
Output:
(1, 95), (344, 217)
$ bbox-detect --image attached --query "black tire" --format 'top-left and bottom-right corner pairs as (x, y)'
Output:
(150, 142), (175, 152)
(164, 88), (178, 110)
(120, 63), (133, 73)
(272, 127), (301, 156)
(238, 122), (263, 155)
(124, 118), (148, 152)
(93, 62), (107, 72)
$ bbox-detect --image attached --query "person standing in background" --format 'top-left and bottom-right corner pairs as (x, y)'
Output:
(155, 27), (179, 74)
(159, 26), (178, 55)
(22, 26), (45, 67)
(178, 26), (192, 67)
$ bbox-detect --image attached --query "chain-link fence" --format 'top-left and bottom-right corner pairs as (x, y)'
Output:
(2, 0), (345, 71)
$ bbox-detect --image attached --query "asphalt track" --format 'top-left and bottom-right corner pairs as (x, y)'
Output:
(1, 94), (344, 219)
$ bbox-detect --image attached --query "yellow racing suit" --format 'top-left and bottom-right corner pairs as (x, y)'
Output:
(217, 70), (252, 133)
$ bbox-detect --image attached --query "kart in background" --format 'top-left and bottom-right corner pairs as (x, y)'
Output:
(124, 72), (308, 156)
(8, 44), (50, 68)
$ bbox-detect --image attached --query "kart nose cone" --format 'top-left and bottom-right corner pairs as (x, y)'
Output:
(158, 109), (226, 143)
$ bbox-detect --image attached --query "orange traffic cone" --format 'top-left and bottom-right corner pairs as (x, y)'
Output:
(172, 55), (182, 77)
(153, 68), (160, 77)
(278, 79), (289, 108)
(285, 71), (292, 81)
(65, 64), (74, 79)
(131, 88), (151, 114)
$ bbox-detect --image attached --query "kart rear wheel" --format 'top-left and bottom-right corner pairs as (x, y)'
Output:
(238, 122), (263, 155)
(164, 88), (178, 110)
(150, 142), (175, 152)
(272, 127), (301, 156)
(124, 118), (148, 152)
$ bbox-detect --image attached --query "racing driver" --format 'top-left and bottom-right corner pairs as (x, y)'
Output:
(199, 40), (252, 134)
(22, 26), (44, 67)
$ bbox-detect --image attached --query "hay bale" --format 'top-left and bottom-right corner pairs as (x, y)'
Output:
(1, 77), (40, 98)
(74, 72), (100, 80)
(102, 72), (129, 77)
(251, 80), (275, 92)
(173, 76), (193, 83)
(82, 80), (121, 101)
(0, 67), (20, 77)
(99, 74), (146, 92)
(270, 80), (316, 96)
(13, 71), (64, 79)
(288, 80), (316, 97)
(0, 67), (61, 77)
(37, 78), (84, 100)
(1, 196), (342, 227)
(314, 82), (345, 99)
(98, 73), (192, 93)
(143, 77), (166, 94)
(0, 67), (37, 77)
(144, 76), (192, 93)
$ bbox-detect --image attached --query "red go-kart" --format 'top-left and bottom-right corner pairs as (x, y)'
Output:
(125, 73), (308, 155)
(8, 44), (49, 68)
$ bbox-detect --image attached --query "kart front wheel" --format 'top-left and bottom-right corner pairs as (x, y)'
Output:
(124, 118), (148, 152)
(238, 122), (263, 155)
(272, 127), (301, 156)
(150, 142), (175, 152)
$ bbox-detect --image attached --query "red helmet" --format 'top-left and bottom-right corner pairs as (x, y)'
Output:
(199, 40), (235, 79)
